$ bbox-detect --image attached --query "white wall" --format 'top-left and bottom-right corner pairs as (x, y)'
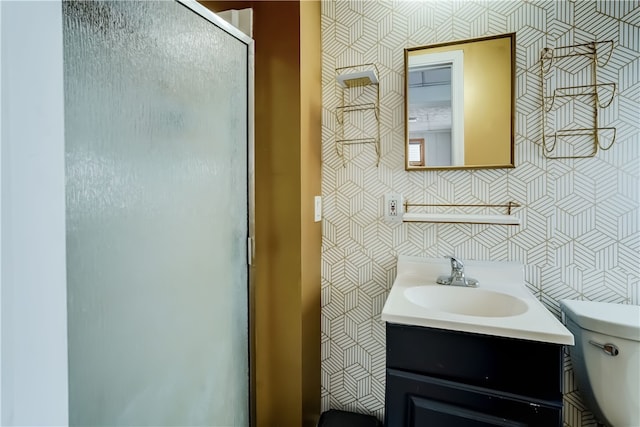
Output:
(1, 1), (69, 425)
(0, 1), (4, 418)
(321, 1), (639, 426)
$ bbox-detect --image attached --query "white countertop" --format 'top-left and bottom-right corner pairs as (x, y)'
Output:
(381, 256), (575, 345)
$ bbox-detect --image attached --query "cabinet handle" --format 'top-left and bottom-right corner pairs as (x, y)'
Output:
(589, 340), (619, 356)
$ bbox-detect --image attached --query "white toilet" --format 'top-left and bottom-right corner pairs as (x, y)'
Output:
(560, 300), (640, 427)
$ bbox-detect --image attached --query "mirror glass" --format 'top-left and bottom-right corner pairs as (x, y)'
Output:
(405, 33), (515, 170)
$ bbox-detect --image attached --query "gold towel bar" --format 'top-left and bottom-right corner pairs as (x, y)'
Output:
(404, 201), (521, 215)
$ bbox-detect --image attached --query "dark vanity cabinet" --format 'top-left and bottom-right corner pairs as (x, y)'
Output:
(384, 323), (564, 427)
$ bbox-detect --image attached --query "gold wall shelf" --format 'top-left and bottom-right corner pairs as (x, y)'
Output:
(334, 64), (380, 167)
(402, 202), (521, 225)
(543, 83), (616, 112)
(539, 41), (617, 159)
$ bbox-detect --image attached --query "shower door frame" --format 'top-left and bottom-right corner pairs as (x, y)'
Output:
(168, 2), (257, 422)
(193, 3), (257, 421)
(0, 0), (255, 424)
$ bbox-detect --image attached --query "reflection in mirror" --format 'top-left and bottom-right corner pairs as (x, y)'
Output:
(408, 53), (463, 167)
(408, 138), (425, 166)
(405, 33), (515, 170)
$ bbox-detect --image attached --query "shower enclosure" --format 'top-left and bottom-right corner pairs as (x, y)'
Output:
(63, 1), (253, 425)
(1, 1), (254, 425)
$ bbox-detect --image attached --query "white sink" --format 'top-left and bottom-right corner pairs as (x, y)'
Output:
(381, 256), (574, 345)
(404, 286), (529, 317)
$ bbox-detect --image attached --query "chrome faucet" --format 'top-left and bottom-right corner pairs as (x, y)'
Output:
(436, 256), (479, 287)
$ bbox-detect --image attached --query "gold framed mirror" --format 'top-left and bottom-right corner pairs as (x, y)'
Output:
(405, 33), (515, 170)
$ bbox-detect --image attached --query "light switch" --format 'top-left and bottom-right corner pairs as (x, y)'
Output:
(314, 196), (322, 222)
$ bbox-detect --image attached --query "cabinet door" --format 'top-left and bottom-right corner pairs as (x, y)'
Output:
(386, 323), (563, 401)
(385, 369), (562, 427)
(409, 396), (526, 427)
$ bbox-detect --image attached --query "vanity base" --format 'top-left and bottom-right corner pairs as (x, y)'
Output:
(384, 323), (564, 427)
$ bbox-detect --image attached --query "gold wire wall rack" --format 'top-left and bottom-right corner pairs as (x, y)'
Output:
(334, 64), (380, 167)
(402, 201), (522, 225)
(539, 41), (617, 159)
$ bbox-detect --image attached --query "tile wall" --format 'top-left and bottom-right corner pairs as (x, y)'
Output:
(320, 1), (640, 426)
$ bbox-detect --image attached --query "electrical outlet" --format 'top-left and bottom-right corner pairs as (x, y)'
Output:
(384, 193), (403, 222)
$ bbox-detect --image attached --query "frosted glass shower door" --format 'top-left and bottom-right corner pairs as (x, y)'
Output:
(63, 1), (251, 425)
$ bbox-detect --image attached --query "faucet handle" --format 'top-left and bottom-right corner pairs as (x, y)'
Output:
(444, 256), (464, 271)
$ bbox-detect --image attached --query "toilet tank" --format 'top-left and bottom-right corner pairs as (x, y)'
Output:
(560, 300), (640, 427)
(560, 300), (640, 341)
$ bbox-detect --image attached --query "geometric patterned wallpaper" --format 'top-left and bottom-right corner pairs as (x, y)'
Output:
(320, 1), (640, 426)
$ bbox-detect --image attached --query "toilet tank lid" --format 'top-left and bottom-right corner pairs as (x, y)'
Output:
(560, 300), (640, 342)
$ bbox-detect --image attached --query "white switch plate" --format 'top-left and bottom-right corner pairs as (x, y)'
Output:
(314, 196), (322, 222)
(384, 193), (403, 222)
